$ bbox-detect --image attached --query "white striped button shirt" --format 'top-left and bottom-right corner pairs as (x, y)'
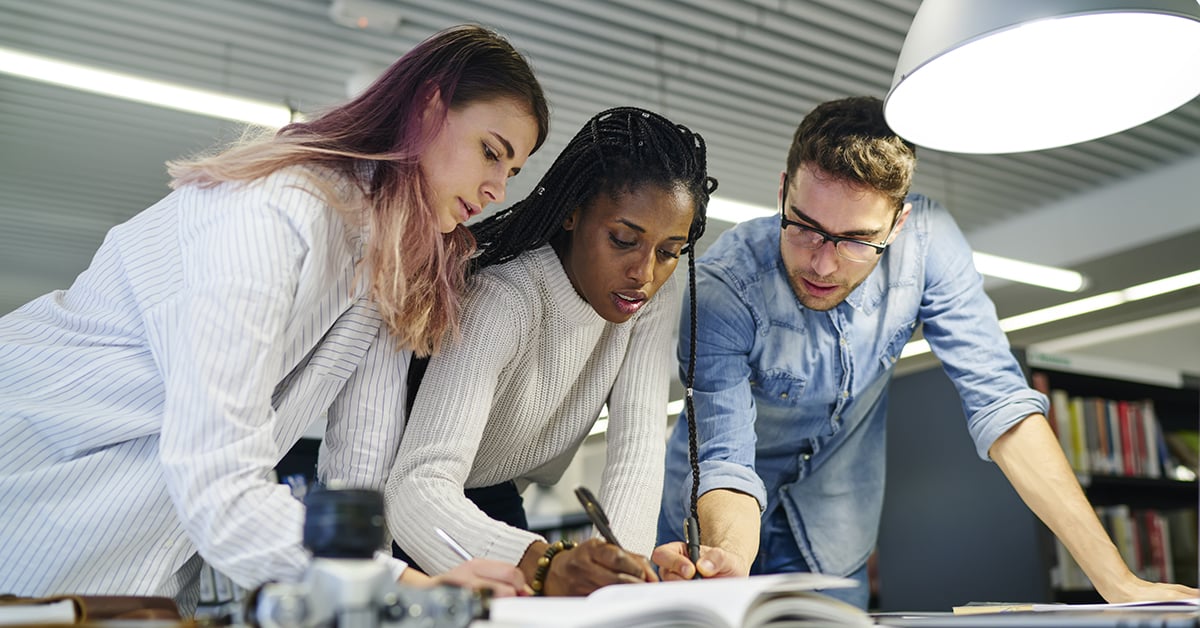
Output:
(0, 167), (409, 610)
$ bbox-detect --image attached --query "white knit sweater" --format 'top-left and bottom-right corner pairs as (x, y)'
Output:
(384, 244), (677, 574)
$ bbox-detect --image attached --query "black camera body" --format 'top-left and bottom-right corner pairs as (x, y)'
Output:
(248, 488), (486, 628)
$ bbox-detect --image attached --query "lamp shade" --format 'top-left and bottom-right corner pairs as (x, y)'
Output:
(884, 0), (1200, 154)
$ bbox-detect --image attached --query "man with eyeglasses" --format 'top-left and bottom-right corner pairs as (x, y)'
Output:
(652, 96), (1197, 608)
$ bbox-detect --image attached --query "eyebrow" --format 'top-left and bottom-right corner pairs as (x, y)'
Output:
(786, 205), (883, 239)
(617, 218), (688, 242)
(490, 131), (522, 177)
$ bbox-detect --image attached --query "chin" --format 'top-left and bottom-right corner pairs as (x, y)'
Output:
(599, 309), (633, 324)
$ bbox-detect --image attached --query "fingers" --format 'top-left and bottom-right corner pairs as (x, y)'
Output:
(434, 559), (533, 597)
(694, 546), (748, 578)
(586, 539), (648, 577)
(650, 543), (748, 580)
(652, 542), (696, 581)
(545, 539), (654, 595)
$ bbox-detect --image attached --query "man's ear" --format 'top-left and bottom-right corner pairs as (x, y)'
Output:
(777, 170), (788, 211)
(887, 202), (914, 244)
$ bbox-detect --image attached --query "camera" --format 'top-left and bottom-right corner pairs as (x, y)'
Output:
(247, 488), (487, 628)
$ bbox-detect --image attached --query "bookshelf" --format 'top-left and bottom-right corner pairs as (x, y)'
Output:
(1024, 350), (1199, 601)
(877, 349), (1197, 611)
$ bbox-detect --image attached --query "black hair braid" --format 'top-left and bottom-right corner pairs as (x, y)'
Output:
(470, 106), (715, 272)
(685, 243), (702, 526)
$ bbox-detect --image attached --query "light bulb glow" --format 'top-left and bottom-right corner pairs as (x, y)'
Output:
(0, 46), (294, 128)
(887, 12), (1200, 153)
(901, 269), (1200, 359)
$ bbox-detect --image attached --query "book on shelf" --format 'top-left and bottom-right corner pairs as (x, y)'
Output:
(1041, 389), (1174, 479)
(1054, 505), (1198, 591)
(483, 573), (870, 628)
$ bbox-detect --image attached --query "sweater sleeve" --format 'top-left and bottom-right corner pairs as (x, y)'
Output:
(384, 273), (537, 574)
(598, 275), (678, 556)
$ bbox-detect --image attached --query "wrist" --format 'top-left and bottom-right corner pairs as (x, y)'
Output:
(531, 539), (576, 596)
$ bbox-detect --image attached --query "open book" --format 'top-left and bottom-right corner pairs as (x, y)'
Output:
(483, 573), (872, 628)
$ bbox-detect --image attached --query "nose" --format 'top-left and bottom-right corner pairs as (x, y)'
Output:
(481, 175), (507, 207)
(810, 239), (840, 277)
(628, 249), (655, 285)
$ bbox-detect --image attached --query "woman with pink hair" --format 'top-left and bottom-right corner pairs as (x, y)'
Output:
(0, 25), (548, 611)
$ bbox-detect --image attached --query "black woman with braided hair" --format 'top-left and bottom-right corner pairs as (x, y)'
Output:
(384, 106), (715, 596)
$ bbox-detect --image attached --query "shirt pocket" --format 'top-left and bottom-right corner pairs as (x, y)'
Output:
(878, 317), (918, 369)
(750, 370), (809, 453)
(750, 369), (807, 405)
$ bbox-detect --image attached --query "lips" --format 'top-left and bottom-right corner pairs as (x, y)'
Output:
(801, 277), (839, 298)
(457, 199), (481, 223)
(612, 291), (647, 316)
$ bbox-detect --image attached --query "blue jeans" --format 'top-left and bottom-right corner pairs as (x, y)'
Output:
(751, 505), (870, 610)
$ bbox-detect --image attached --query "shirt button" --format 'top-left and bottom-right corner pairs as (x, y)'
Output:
(802, 453), (811, 461)
(780, 392), (788, 399)
(839, 338), (847, 346)
(842, 390), (849, 399)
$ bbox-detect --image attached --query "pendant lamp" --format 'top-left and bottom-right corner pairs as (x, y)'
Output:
(884, 0), (1200, 154)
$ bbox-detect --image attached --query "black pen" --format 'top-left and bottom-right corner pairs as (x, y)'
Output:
(685, 515), (703, 579)
(573, 486), (622, 548)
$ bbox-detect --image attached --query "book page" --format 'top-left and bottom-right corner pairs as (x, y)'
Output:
(485, 573), (858, 628)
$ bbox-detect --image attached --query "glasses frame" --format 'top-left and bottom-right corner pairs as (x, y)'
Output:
(778, 176), (900, 263)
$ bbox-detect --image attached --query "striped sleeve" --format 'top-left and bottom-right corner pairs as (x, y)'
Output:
(152, 176), (318, 588)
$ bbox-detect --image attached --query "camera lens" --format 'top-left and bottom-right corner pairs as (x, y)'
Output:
(302, 488), (385, 558)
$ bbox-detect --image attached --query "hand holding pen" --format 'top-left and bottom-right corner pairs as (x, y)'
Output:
(541, 486), (656, 593)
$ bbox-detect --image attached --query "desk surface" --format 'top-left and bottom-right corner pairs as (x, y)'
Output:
(873, 609), (1198, 628)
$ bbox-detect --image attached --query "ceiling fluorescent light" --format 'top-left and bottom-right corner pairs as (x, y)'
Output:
(707, 197), (776, 223)
(885, 0), (1200, 153)
(900, 268), (1200, 359)
(1029, 307), (1200, 353)
(0, 46), (294, 128)
(328, 0), (403, 33)
(972, 252), (1085, 292)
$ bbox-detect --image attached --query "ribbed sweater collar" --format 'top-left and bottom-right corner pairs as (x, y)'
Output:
(527, 244), (605, 325)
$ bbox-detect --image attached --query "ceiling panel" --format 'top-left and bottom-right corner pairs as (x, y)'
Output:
(1, 0), (1198, 371)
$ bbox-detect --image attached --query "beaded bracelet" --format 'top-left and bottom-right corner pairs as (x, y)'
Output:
(530, 539), (576, 596)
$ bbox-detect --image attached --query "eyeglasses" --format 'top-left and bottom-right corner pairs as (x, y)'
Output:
(779, 179), (898, 263)
(780, 216), (895, 263)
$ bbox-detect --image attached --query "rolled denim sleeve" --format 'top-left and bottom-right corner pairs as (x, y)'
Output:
(675, 261), (768, 510)
(915, 199), (1049, 459)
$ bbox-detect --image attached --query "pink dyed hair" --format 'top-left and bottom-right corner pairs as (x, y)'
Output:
(169, 25), (549, 356)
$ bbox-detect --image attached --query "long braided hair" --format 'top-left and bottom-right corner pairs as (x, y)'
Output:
(471, 106), (715, 535)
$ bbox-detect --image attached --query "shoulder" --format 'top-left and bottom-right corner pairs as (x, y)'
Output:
(699, 215), (778, 268)
(903, 193), (959, 235)
(686, 218), (786, 327)
(464, 252), (543, 317)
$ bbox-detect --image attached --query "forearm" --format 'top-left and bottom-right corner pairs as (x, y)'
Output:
(697, 489), (760, 572)
(989, 414), (1135, 599)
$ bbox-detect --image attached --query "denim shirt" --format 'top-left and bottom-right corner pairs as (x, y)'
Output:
(658, 194), (1049, 577)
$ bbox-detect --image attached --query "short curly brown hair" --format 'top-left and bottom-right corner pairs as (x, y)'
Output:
(786, 96), (916, 212)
